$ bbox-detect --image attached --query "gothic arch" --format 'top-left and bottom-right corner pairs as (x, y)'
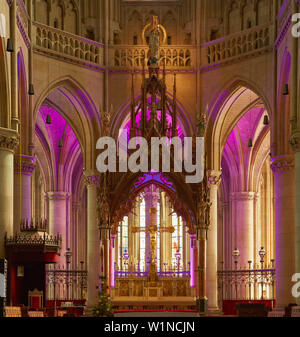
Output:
(33, 75), (101, 171)
(206, 77), (272, 171)
(0, 37), (10, 128)
(276, 48), (292, 156)
(17, 49), (29, 154)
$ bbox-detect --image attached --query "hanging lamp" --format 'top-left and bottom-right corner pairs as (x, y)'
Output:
(263, 115), (269, 125)
(283, 83), (289, 96)
(6, 38), (14, 52)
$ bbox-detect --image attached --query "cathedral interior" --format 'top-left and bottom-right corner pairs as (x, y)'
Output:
(0, 0), (300, 318)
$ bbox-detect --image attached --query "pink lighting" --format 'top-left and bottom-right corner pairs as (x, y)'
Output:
(124, 97), (184, 139)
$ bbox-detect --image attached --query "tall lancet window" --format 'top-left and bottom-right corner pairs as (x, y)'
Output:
(171, 212), (183, 270)
(139, 198), (146, 272)
(117, 216), (129, 269)
(156, 201), (161, 271)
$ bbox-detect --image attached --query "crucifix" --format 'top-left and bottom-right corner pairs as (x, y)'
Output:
(132, 207), (174, 282)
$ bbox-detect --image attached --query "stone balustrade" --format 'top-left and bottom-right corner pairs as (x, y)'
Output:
(111, 45), (194, 68)
(201, 24), (272, 70)
(33, 22), (104, 68)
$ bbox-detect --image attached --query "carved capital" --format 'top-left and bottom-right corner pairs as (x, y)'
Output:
(0, 127), (19, 153)
(208, 170), (222, 187)
(290, 132), (300, 153)
(271, 155), (295, 173)
(14, 155), (36, 176)
(84, 175), (100, 187)
(47, 192), (71, 201)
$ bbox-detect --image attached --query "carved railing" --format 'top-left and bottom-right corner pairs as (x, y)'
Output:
(5, 232), (61, 250)
(33, 22), (104, 67)
(46, 265), (87, 301)
(202, 24), (272, 69)
(20, 219), (47, 232)
(110, 45), (194, 68)
(115, 270), (190, 278)
(113, 276), (194, 298)
(217, 262), (276, 304)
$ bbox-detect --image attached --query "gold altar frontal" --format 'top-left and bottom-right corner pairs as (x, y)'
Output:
(111, 275), (196, 311)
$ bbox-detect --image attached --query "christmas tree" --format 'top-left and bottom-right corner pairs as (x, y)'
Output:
(92, 276), (114, 317)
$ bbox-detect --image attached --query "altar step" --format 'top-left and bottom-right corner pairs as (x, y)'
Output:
(112, 297), (196, 312)
(114, 311), (199, 317)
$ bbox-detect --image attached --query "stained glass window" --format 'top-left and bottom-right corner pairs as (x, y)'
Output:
(117, 216), (129, 269)
(171, 211), (183, 270)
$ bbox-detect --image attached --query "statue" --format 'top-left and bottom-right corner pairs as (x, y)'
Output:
(147, 16), (160, 67)
(101, 104), (112, 136)
(196, 105), (208, 137)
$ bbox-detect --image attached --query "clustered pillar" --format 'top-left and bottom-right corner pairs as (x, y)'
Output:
(271, 155), (296, 309)
(13, 155), (36, 232)
(85, 175), (100, 308)
(47, 192), (70, 265)
(207, 170), (222, 312)
(0, 128), (19, 258)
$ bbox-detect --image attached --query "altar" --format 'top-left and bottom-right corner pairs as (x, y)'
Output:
(112, 276), (196, 311)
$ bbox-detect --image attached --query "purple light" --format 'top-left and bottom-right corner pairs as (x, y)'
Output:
(124, 97), (184, 140)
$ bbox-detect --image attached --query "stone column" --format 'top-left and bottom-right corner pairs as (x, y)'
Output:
(72, 201), (80, 268)
(189, 234), (197, 289)
(13, 155), (35, 232)
(85, 175), (100, 307)
(101, 233), (111, 290)
(291, 135), (300, 305)
(48, 192), (70, 265)
(197, 228), (208, 314)
(207, 171), (221, 312)
(231, 192), (255, 267)
(271, 155), (295, 309)
(0, 128), (19, 258)
(110, 234), (116, 287)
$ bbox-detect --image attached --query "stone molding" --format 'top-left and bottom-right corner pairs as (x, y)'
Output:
(0, 127), (19, 153)
(271, 155), (295, 173)
(47, 191), (71, 201)
(231, 192), (256, 201)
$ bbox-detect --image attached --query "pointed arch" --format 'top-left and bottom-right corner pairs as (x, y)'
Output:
(206, 77), (272, 171)
(33, 75), (101, 171)
(0, 37), (10, 128)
